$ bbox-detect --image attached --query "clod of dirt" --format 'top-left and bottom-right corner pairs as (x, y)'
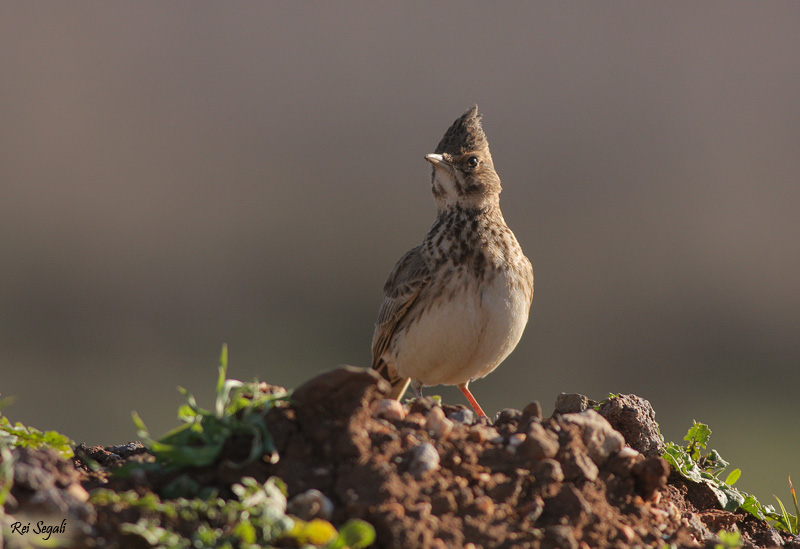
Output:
(260, 368), (751, 547)
(553, 392), (597, 414)
(4, 367), (798, 548)
(597, 393), (666, 457)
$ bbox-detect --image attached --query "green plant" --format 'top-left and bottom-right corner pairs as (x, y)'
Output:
(91, 476), (375, 548)
(772, 476), (799, 535)
(663, 421), (744, 511)
(665, 421), (798, 535)
(131, 345), (286, 471)
(714, 530), (743, 549)
(0, 414), (74, 460)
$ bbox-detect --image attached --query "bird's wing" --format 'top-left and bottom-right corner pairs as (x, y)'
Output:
(371, 245), (431, 394)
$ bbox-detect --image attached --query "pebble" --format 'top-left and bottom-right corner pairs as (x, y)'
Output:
(448, 409), (475, 425)
(534, 459), (564, 484)
(618, 446), (640, 460)
(560, 410), (625, 465)
(409, 442), (440, 477)
(374, 399), (406, 421)
(543, 525), (578, 549)
(287, 489), (334, 521)
(493, 408), (522, 425)
(404, 412), (427, 429)
(67, 483), (89, 502)
(618, 524), (636, 543)
(553, 393), (596, 414)
(472, 495), (495, 516)
(426, 407), (454, 440)
(519, 401), (543, 426)
(507, 432), (526, 451)
(468, 425), (500, 444)
(518, 423), (559, 460)
(383, 502), (405, 518)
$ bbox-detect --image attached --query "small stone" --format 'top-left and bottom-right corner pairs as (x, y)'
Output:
(494, 408), (522, 426)
(525, 495), (545, 521)
(404, 412), (427, 430)
(449, 409), (475, 425)
(561, 451), (599, 482)
(560, 410), (625, 466)
(382, 502), (405, 518)
(288, 489), (334, 521)
(508, 432), (526, 450)
(468, 425), (500, 443)
(534, 459), (564, 484)
(472, 495), (495, 516)
(67, 483), (89, 502)
(413, 501), (432, 520)
(426, 407), (454, 440)
(618, 524), (636, 543)
(374, 399), (406, 421)
(518, 423), (559, 461)
(553, 393), (597, 414)
(430, 491), (458, 514)
(520, 401), (543, 426)
(409, 443), (440, 477)
(475, 472), (492, 484)
(542, 525), (578, 549)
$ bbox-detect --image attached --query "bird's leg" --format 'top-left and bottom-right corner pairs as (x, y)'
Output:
(458, 382), (487, 417)
(411, 379), (424, 399)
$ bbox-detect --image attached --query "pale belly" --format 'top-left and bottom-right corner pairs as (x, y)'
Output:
(391, 271), (531, 387)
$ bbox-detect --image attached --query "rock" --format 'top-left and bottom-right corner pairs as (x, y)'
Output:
(553, 393), (597, 414)
(596, 394), (665, 457)
(542, 525), (579, 549)
(561, 451), (599, 482)
(448, 409), (475, 425)
(288, 489), (334, 521)
(517, 423), (559, 461)
(426, 407), (454, 440)
(519, 401), (543, 426)
(375, 399), (406, 421)
(507, 432), (526, 451)
(560, 409), (625, 465)
(471, 495), (495, 516)
(534, 459), (565, 484)
(468, 424), (500, 444)
(409, 443), (440, 478)
(493, 408), (522, 426)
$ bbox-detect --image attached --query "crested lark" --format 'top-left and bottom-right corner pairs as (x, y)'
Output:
(371, 105), (534, 417)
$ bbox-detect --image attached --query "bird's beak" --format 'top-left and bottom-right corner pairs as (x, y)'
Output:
(425, 153), (452, 171)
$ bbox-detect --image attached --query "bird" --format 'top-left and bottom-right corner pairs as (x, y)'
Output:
(371, 105), (534, 418)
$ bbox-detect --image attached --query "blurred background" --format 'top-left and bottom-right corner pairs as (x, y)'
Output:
(1, 3), (798, 500)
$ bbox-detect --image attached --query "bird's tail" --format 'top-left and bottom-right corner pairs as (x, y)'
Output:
(372, 359), (411, 400)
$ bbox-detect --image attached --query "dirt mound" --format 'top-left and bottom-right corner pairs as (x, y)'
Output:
(3, 366), (799, 548)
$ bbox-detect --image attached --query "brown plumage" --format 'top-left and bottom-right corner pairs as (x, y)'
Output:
(371, 105), (534, 417)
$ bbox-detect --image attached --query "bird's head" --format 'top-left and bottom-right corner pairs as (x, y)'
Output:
(426, 105), (502, 210)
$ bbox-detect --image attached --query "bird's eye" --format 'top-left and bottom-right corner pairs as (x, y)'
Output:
(466, 156), (479, 169)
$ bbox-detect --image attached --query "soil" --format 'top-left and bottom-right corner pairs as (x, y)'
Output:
(3, 366), (799, 548)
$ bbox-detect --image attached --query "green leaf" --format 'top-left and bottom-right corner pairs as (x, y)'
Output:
(741, 494), (768, 521)
(215, 344), (229, 416)
(684, 421), (711, 460)
(234, 522), (257, 544)
(725, 468), (741, 486)
(336, 519), (377, 549)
